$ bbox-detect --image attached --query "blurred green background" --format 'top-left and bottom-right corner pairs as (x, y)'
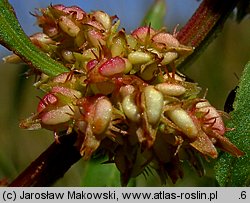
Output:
(0, 0), (249, 186)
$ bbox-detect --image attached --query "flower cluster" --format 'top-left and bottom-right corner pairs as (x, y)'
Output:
(15, 4), (243, 185)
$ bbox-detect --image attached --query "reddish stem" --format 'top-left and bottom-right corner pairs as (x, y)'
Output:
(176, 0), (240, 69)
(9, 133), (81, 187)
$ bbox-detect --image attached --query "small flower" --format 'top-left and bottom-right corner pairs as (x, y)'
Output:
(16, 4), (244, 186)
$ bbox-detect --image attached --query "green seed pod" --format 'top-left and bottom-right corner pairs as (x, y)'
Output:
(139, 63), (158, 81)
(111, 36), (127, 57)
(61, 50), (75, 63)
(58, 16), (80, 37)
(166, 108), (198, 139)
(82, 48), (98, 61)
(122, 94), (140, 122)
(92, 11), (112, 30)
(119, 85), (135, 98)
(123, 58), (133, 74)
(143, 86), (163, 125)
(155, 83), (186, 96)
(92, 98), (112, 135)
(126, 34), (138, 49)
(128, 51), (153, 64)
(161, 52), (178, 65)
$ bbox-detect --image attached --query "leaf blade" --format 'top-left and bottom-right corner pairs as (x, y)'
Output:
(215, 61), (250, 186)
(0, 0), (69, 76)
(81, 157), (121, 187)
(141, 0), (166, 30)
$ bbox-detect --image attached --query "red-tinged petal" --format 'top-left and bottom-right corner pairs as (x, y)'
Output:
(190, 131), (218, 159)
(30, 33), (54, 45)
(79, 126), (101, 160)
(52, 72), (75, 83)
(52, 4), (65, 11)
(131, 26), (156, 43)
(99, 56), (125, 77)
(63, 6), (86, 20)
(37, 93), (58, 113)
(86, 59), (98, 71)
(152, 32), (180, 48)
(41, 105), (74, 125)
(87, 65), (108, 84)
(52, 5), (86, 20)
(196, 101), (226, 135)
(87, 20), (105, 31)
(87, 29), (105, 47)
(206, 129), (244, 157)
(51, 86), (82, 99)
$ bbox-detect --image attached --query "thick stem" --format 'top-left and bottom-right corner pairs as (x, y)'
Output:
(9, 133), (81, 187)
(176, 0), (240, 70)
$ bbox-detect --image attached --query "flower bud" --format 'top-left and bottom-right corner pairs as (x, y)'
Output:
(126, 34), (137, 49)
(30, 33), (55, 52)
(90, 81), (115, 95)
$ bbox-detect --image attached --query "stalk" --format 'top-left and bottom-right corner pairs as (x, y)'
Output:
(0, 0), (69, 76)
(176, 0), (240, 70)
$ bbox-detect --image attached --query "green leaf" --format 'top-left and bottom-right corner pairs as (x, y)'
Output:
(141, 0), (166, 30)
(81, 156), (121, 187)
(215, 61), (250, 186)
(0, 0), (69, 76)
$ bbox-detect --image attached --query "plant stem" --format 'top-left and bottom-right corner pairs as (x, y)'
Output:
(9, 133), (81, 187)
(176, 0), (241, 70)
